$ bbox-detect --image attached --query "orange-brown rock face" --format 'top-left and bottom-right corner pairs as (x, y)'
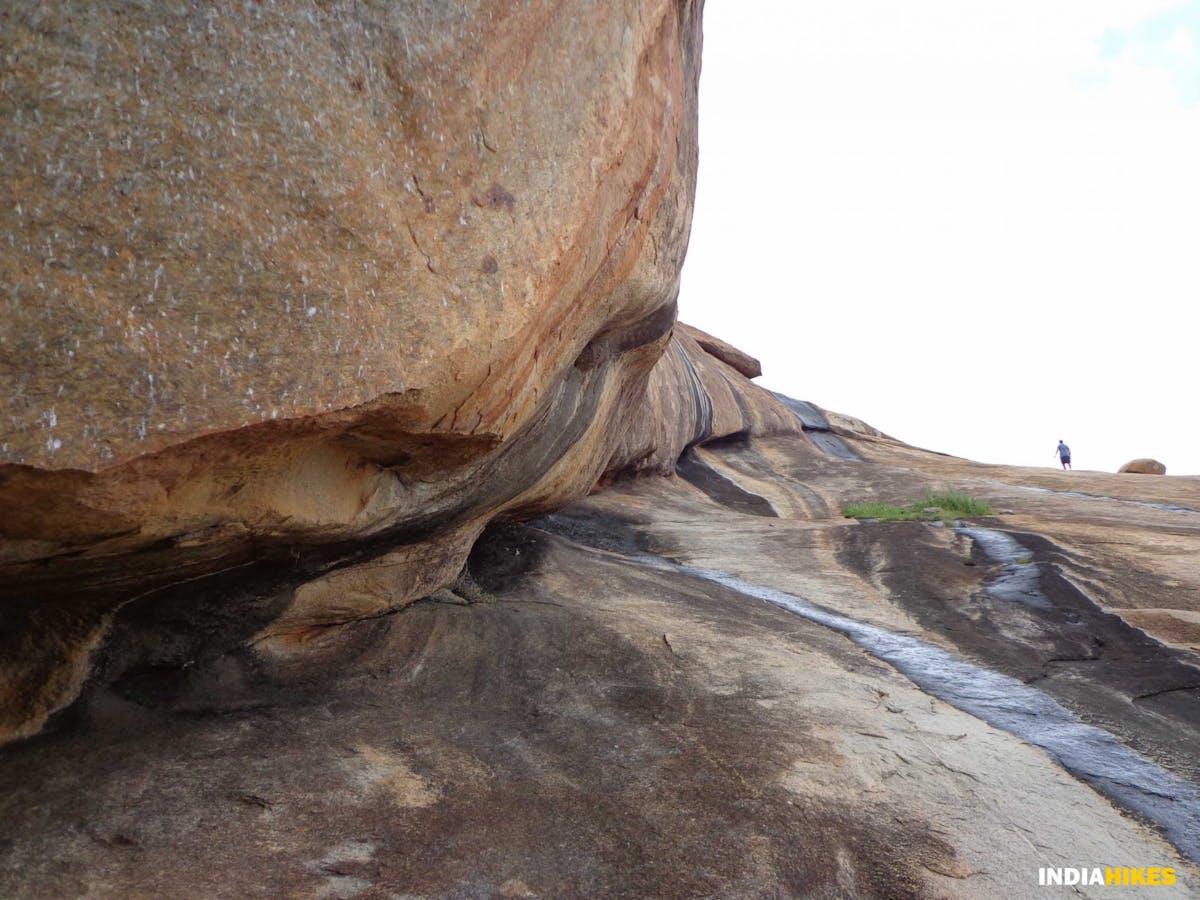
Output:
(0, 0), (704, 743)
(678, 323), (763, 379)
(1119, 458), (1167, 475)
(604, 324), (803, 477)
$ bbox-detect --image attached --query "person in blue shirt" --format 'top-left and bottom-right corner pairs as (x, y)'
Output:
(1056, 440), (1072, 470)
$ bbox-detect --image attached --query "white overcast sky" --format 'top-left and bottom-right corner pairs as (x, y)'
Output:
(679, 1), (1200, 475)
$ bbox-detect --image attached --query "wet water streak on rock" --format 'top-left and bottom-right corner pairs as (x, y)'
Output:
(627, 552), (1200, 864)
(956, 526), (1051, 610)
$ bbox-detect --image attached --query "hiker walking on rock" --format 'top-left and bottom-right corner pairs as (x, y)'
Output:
(1056, 440), (1072, 470)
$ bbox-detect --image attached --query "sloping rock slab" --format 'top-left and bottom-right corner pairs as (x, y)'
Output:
(0, 524), (984, 898)
(772, 393), (860, 461)
(677, 323), (763, 378)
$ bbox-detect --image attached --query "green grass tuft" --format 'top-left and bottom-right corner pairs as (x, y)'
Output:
(843, 492), (992, 522)
(842, 502), (923, 521)
(921, 492), (992, 516)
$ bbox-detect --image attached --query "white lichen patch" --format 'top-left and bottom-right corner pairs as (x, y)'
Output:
(346, 743), (439, 809)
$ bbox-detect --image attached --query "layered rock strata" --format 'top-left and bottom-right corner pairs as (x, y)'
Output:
(604, 324), (803, 478)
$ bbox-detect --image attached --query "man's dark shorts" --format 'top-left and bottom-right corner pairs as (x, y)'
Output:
(1061, 457), (1071, 466)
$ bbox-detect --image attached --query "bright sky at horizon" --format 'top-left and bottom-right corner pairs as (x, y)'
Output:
(679, 1), (1200, 476)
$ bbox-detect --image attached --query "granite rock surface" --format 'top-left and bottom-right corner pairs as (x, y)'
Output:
(0, 0), (706, 743)
(1120, 458), (1168, 475)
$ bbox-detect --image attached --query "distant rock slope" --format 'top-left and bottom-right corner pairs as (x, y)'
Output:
(0, 0), (709, 743)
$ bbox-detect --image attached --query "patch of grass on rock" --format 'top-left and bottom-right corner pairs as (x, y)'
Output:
(841, 502), (925, 522)
(843, 492), (992, 523)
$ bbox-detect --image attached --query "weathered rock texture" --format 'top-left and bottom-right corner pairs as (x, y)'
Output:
(604, 323), (802, 477)
(677, 322), (762, 378)
(0, 0), (706, 743)
(2, 0), (698, 472)
(1120, 458), (1167, 475)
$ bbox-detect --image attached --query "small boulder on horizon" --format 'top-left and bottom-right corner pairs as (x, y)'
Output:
(1118, 458), (1167, 475)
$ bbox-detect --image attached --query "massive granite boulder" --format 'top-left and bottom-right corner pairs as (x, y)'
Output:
(0, 0), (706, 744)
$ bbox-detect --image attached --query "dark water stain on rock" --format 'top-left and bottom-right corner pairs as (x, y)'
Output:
(482, 183), (515, 211)
(651, 556), (1200, 866)
(674, 449), (777, 518)
(835, 523), (1200, 785)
